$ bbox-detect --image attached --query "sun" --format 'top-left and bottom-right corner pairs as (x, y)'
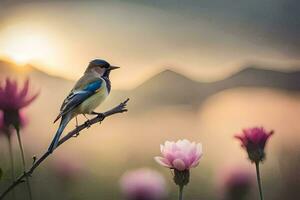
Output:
(9, 52), (32, 65)
(0, 23), (71, 78)
(1, 30), (55, 66)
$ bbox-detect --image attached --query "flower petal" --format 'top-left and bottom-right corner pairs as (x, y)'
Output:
(190, 159), (200, 168)
(172, 158), (186, 171)
(154, 157), (172, 168)
(18, 79), (29, 99)
(160, 144), (164, 153)
(20, 92), (39, 108)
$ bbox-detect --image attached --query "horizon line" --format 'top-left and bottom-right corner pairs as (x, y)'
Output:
(1, 57), (300, 90)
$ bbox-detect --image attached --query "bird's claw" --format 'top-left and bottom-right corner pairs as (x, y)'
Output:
(98, 113), (105, 120)
(85, 120), (91, 128)
(91, 111), (105, 121)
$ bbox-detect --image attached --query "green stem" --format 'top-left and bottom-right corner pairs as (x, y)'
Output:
(255, 162), (264, 200)
(7, 137), (15, 182)
(16, 128), (33, 200)
(7, 137), (16, 200)
(179, 185), (184, 200)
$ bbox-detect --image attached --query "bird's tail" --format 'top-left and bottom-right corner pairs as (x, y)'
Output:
(48, 115), (71, 153)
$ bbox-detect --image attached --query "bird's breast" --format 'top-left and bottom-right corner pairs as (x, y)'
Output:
(77, 83), (109, 114)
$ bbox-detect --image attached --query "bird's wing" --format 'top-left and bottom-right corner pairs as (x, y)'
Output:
(59, 75), (99, 111)
(54, 79), (103, 123)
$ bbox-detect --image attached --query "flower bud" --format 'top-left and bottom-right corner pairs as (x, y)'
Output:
(235, 127), (273, 163)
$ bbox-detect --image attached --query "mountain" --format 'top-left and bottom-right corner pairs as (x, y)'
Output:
(110, 66), (300, 111)
(1, 60), (300, 112)
(121, 70), (201, 107)
(0, 60), (72, 83)
(210, 66), (300, 91)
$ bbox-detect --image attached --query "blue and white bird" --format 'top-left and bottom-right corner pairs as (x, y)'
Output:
(48, 59), (119, 153)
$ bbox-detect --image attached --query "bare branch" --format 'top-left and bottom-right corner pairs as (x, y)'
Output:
(0, 98), (129, 200)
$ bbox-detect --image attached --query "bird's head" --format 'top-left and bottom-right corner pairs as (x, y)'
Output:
(85, 59), (120, 77)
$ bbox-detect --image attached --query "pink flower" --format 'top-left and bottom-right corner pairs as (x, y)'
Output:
(52, 157), (83, 182)
(155, 139), (203, 171)
(235, 127), (274, 163)
(0, 110), (27, 138)
(0, 78), (38, 129)
(217, 166), (254, 200)
(0, 78), (38, 110)
(120, 168), (167, 200)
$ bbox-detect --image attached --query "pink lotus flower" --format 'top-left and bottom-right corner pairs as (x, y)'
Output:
(155, 139), (202, 171)
(120, 168), (167, 200)
(235, 127), (273, 163)
(155, 139), (203, 200)
(0, 78), (38, 129)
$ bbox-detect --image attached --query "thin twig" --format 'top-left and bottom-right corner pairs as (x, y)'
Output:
(0, 98), (129, 200)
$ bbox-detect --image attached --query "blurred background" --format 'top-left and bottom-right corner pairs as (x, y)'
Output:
(0, 0), (299, 199)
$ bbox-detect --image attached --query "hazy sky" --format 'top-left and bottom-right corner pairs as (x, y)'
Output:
(0, 0), (299, 89)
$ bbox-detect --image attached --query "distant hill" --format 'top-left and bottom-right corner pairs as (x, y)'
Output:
(1, 60), (300, 112)
(109, 66), (300, 111)
(0, 60), (72, 83)
(211, 66), (300, 91)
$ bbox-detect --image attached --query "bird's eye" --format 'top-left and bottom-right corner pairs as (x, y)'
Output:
(101, 65), (109, 69)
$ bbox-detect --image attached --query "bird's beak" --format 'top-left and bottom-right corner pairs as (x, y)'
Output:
(109, 66), (120, 71)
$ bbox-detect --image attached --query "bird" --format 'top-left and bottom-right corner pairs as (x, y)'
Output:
(48, 59), (120, 153)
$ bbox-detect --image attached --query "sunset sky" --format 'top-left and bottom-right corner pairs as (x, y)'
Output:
(0, 0), (299, 89)
(0, 2), (299, 200)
